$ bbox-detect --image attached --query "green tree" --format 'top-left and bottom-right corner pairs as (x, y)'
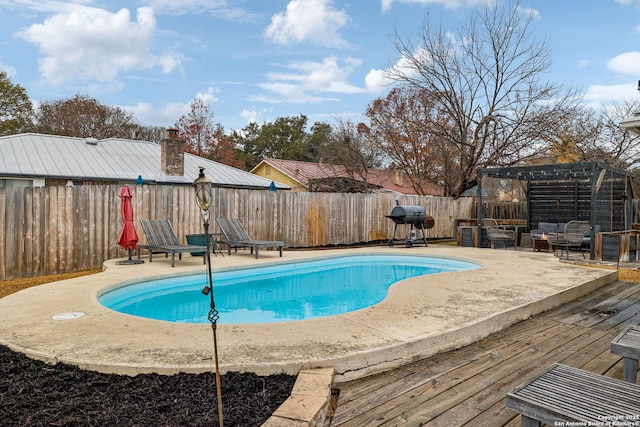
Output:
(232, 115), (329, 170)
(307, 121), (332, 162)
(0, 71), (34, 136)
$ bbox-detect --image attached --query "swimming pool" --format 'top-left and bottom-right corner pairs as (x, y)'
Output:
(99, 254), (479, 324)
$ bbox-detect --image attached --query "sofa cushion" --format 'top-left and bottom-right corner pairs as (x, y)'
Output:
(532, 222), (566, 238)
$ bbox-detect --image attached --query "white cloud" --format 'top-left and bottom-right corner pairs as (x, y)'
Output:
(0, 62), (18, 78)
(365, 47), (430, 93)
(239, 107), (274, 125)
(577, 59), (589, 69)
(584, 82), (638, 104)
(381, 0), (485, 12)
(195, 86), (219, 104)
(145, 0), (254, 21)
(607, 51), (640, 75)
(265, 0), (352, 48)
(16, 6), (183, 87)
(127, 101), (185, 127)
(364, 68), (394, 93)
(254, 82), (338, 104)
(125, 87), (219, 127)
(517, 6), (540, 20)
(255, 55), (364, 104)
(240, 108), (259, 124)
(145, 0), (225, 14)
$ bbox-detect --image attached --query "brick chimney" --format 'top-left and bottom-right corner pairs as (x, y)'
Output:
(161, 128), (185, 176)
(394, 169), (404, 186)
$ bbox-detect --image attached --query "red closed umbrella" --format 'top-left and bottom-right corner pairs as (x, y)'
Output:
(117, 185), (143, 264)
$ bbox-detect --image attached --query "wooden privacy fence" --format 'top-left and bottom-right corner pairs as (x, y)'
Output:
(0, 185), (474, 280)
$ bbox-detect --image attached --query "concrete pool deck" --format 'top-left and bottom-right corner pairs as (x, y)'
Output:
(0, 246), (617, 382)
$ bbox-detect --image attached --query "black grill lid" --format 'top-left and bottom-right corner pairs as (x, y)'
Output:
(385, 205), (427, 224)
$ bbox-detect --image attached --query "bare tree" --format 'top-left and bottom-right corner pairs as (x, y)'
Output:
(366, 86), (453, 195)
(174, 99), (214, 157)
(382, 0), (582, 197)
(35, 94), (137, 139)
(541, 107), (599, 164)
(175, 99), (244, 169)
(317, 117), (385, 192)
(586, 100), (640, 170)
(122, 124), (168, 144)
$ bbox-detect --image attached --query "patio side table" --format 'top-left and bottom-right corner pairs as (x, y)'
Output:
(611, 324), (640, 383)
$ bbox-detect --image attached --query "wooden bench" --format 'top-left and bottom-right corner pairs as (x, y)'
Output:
(611, 325), (640, 383)
(506, 363), (640, 427)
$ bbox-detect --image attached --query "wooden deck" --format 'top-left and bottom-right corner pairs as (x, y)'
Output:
(331, 279), (640, 426)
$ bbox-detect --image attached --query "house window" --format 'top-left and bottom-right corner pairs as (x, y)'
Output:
(0, 178), (33, 188)
(265, 165), (271, 176)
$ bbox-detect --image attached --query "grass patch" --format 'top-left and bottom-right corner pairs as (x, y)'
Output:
(0, 268), (102, 299)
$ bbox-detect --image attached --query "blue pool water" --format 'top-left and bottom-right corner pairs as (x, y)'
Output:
(99, 255), (479, 324)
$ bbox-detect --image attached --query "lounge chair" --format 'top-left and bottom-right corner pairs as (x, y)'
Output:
(136, 219), (208, 267)
(216, 218), (284, 259)
(482, 218), (516, 249)
(547, 220), (591, 259)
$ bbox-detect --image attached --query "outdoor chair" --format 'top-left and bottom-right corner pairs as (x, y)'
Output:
(547, 220), (591, 259)
(216, 218), (284, 259)
(482, 218), (516, 249)
(137, 219), (208, 267)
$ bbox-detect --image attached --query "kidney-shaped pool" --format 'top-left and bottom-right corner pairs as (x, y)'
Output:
(98, 254), (479, 324)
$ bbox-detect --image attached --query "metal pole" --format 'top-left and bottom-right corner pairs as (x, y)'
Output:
(203, 221), (224, 427)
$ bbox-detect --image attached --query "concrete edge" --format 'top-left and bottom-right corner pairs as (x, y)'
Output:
(329, 269), (619, 382)
(261, 367), (335, 427)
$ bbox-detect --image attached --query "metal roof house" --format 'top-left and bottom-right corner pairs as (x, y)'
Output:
(0, 131), (290, 190)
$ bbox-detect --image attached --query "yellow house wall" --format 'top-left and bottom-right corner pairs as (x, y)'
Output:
(252, 163), (308, 192)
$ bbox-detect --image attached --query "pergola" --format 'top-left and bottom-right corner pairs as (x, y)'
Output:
(477, 161), (635, 258)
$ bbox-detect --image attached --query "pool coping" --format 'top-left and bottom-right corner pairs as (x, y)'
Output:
(0, 246), (617, 383)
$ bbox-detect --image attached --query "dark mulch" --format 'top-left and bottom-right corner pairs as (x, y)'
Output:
(0, 344), (296, 426)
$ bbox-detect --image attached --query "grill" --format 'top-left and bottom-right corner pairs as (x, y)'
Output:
(385, 204), (434, 247)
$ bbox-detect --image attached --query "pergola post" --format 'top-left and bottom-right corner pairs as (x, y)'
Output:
(477, 172), (484, 248)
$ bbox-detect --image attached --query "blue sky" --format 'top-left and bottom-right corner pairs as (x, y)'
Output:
(1, 0), (640, 132)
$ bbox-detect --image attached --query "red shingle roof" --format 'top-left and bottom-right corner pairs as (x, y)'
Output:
(257, 159), (444, 195)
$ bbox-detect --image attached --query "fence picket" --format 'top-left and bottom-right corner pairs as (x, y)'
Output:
(0, 185), (537, 280)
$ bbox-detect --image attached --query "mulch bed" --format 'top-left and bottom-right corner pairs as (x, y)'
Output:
(0, 344), (295, 426)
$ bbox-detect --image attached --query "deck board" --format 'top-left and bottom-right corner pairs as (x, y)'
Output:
(331, 280), (640, 426)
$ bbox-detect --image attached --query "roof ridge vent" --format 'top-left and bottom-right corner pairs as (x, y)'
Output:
(85, 137), (99, 145)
